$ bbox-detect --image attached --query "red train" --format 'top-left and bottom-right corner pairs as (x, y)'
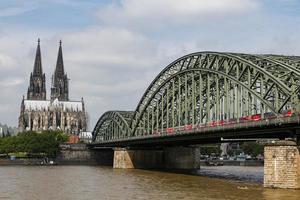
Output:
(155, 109), (296, 135)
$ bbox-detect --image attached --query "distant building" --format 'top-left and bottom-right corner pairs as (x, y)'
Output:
(68, 135), (80, 144)
(79, 131), (92, 143)
(18, 39), (87, 134)
(0, 123), (17, 137)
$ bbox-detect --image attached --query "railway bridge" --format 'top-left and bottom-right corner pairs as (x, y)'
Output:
(90, 52), (300, 189)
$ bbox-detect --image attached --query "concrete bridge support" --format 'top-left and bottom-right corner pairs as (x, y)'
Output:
(113, 148), (164, 169)
(113, 146), (200, 170)
(264, 140), (300, 189)
(113, 148), (134, 168)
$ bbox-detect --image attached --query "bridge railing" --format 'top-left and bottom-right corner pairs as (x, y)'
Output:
(142, 110), (297, 136)
(93, 110), (300, 144)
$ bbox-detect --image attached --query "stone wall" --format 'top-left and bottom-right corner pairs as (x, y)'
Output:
(0, 158), (48, 165)
(264, 141), (300, 189)
(57, 144), (113, 165)
(58, 149), (95, 165)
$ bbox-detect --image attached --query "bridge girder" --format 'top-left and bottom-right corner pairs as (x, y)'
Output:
(93, 52), (300, 142)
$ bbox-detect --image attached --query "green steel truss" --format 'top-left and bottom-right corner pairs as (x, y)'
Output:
(92, 52), (300, 142)
(93, 111), (134, 142)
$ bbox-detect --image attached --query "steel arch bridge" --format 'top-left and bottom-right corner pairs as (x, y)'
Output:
(92, 52), (300, 147)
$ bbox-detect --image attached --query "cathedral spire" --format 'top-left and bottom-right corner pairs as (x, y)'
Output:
(51, 40), (69, 101)
(27, 38), (46, 100)
(55, 40), (64, 77)
(33, 38), (43, 76)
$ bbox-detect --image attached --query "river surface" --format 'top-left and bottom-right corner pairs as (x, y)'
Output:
(0, 166), (299, 200)
(198, 166), (264, 183)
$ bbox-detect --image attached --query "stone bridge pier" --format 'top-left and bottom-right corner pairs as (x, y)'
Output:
(113, 146), (200, 170)
(264, 140), (300, 189)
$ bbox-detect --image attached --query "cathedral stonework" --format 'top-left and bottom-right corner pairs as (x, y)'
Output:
(18, 39), (87, 134)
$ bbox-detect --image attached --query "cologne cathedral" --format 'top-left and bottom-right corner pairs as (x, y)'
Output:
(18, 39), (87, 134)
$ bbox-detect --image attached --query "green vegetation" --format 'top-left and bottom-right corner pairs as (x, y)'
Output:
(200, 145), (221, 156)
(227, 148), (242, 157)
(240, 142), (264, 157)
(0, 131), (68, 157)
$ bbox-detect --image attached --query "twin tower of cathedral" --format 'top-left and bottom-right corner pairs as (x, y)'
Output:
(18, 39), (87, 134)
(27, 39), (68, 101)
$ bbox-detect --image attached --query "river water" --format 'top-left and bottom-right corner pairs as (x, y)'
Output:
(0, 166), (299, 200)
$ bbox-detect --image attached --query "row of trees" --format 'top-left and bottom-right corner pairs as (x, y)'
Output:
(0, 131), (68, 157)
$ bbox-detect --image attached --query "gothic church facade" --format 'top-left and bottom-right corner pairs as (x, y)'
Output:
(18, 39), (87, 134)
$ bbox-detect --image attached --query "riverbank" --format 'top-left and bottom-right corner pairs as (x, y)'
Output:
(200, 159), (264, 166)
(0, 158), (100, 166)
(0, 158), (263, 168)
(0, 158), (52, 165)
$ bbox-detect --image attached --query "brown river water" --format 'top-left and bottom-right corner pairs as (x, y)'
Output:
(0, 166), (299, 200)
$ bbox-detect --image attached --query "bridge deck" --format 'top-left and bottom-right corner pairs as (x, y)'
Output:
(90, 115), (300, 148)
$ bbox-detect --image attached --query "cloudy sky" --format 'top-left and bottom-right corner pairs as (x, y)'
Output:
(0, 0), (300, 129)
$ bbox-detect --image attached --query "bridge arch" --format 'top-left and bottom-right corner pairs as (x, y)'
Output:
(130, 52), (300, 136)
(92, 111), (134, 141)
(93, 52), (300, 142)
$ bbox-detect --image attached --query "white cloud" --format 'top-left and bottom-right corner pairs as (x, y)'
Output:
(96, 0), (260, 27)
(0, 78), (23, 87)
(61, 27), (159, 70)
(0, 54), (16, 69)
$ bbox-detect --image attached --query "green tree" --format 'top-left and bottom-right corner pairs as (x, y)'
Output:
(200, 145), (221, 156)
(240, 142), (263, 157)
(0, 131), (68, 157)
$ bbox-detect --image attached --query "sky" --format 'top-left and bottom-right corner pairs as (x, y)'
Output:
(0, 0), (300, 129)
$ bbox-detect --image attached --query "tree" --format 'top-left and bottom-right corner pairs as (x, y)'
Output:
(200, 145), (221, 156)
(0, 131), (68, 157)
(240, 142), (263, 157)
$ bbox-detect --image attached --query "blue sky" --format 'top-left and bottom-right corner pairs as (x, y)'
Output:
(0, 0), (300, 128)
(0, 1), (101, 29)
